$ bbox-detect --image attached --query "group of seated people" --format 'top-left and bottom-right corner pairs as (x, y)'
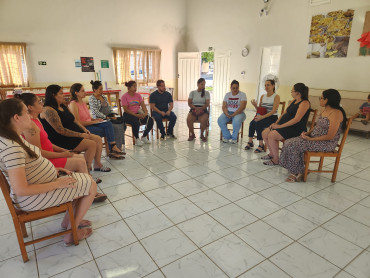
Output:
(0, 77), (348, 246)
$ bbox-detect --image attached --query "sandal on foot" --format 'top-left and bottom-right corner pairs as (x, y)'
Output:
(111, 149), (126, 155)
(244, 142), (254, 150)
(94, 166), (111, 172)
(61, 219), (92, 231)
(188, 134), (196, 141)
(263, 160), (278, 166)
(108, 153), (125, 160)
(285, 174), (303, 183)
(254, 145), (265, 153)
(261, 154), (273, 160)
(64, 227), (93, 247)
(200, 135), (207, 142)
(93, 192), (107, 203)
(94, 178), (102, 184)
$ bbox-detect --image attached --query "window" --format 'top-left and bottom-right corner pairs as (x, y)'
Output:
(0, 43), (28, 87)
(113, 48), (161, 85)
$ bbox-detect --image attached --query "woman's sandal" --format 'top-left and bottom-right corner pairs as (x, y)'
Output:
(187, 134), (196, 141)
(61, 219), (92, 231)
(261, 154), (273, 160)
(94, 166), (111, 172)
(93, 178), (102, 184)
(263, 160), (278, 166)
(285, 174), (303, 183)
(108, 153), (125, 160)
(93, 192), (108, 203)
(200, 135), (208, 142)
(254, 145), (265, 153)
(64, 227), (93, 247)
(111, 149), (126, 155)
(244, 142), (254, 150)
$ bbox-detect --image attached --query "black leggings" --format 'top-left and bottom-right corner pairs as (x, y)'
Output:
(248, 115), (278, 140)
(123, 113), (154, 139)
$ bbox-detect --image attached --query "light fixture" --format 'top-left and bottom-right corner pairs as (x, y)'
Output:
(259, 0), (271, 17)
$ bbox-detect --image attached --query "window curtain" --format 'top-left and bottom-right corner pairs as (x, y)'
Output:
(113, 48), (161, 84)
(0, 43), (28, 87)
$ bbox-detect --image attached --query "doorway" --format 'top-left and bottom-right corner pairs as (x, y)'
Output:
(257, 46), (282, 100)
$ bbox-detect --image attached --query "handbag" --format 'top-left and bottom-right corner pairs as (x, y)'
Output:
(254, 107), (267, 120)
(191, 108), (205, 116)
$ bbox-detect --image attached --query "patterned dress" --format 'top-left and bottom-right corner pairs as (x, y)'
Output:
(279, 116), (342, 175)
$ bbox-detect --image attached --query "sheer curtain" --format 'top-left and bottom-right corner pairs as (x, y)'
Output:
(113, 48), (161, 85)
(0, 43), (28, 87)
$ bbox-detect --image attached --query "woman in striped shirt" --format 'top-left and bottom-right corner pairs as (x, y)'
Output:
(0, 98), (96, 245)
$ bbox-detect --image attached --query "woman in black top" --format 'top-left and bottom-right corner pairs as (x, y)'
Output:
(261, 83), (310, 166)
(40, 85), (110, 172)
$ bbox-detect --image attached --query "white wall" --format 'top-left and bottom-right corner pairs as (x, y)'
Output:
(186, 0), (370, 101)
(0, 0), (187, 90)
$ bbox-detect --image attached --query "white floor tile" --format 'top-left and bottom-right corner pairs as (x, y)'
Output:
(159, 198), (203, 224)
(161, 250), (227, 278)
(171, 179), (209, 196)
(195, 172), (231, 188)
(141, 226), (197, 267)
(239, 260), (290, 278)
(236, 221), (293, 257)
(144, 186), (183, 206)
(0, 251), (38, 278)
(270, 243), (339, 278)
(342, 204), (370, 227)
(258, 186), (302, 207)
(188, 190), (230, 212)
(236, 194), (282, 218)
(202, 234), (265, 277)
(113, 194), (155, 218)
(52, 261), (101, 278)
(213, 182), (254, 202)
(177, 214), (229, 247)
(102, 182), (140, 202)
(345, 250), (370, 278)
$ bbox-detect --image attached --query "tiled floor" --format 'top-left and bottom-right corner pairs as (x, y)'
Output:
(1, 101), (370, 278)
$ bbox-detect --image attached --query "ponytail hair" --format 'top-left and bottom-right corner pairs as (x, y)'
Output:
(294, 83), (309, 101)
(14, 93), (37, 108)
(124, 80), (136, 89)
(266, 79), (276, 92)
(90, 80), (102, 91)
(322, 89), (347, 131)
(197, 78), (205, 97)
(0, 99), (38, 158)
(70, 83), (83, 101)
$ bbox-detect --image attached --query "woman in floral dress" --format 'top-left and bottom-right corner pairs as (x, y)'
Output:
(279, 89), (347, 182)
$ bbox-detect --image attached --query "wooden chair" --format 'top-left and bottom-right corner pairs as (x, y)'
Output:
(151, 109), (169, 139)
(219, 121), (244, 142)
(0, 172), (79, 262)
(190, 107), (210, 139)
(102, 137), (110, 154)
(117, 99), (150, 145)
(303, 117), (352, 182)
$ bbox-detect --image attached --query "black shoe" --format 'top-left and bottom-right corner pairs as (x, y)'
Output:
(166, 133), (177, 139)
(160, 134), (165, 141)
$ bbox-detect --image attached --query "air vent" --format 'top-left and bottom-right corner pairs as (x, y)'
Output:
(309, 0), (331, 6)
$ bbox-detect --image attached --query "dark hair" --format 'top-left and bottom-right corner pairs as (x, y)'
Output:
(156, 80), (164, 87)
(266, 79), (276, 92)
(70, 83), (83, 101)
(124, 80), (136, 89)
(90, 80), (102, 91)
(293, 83), (309, 101)
(14, 93), (37, 107)
(197, 78), (205, 97)
(44, 84), (62, 109)
(368, 94), (370, 99)
(0, 99), (37, 158)
(322, 89), (347, 131)
(230, 80), (239, 87)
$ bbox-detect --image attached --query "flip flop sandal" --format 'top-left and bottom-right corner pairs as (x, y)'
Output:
(111, 150), (126, 155)
(285, 174), (303, 183)
(261, 154), (273, 160)
(108, 153), (125, 160)
(200, 136), (207, 142)
(254, 145), (265, 153)
(61, 219), (92, 231)
(64, 227), (93, 247)
(93, 192), (108, 203)
(187, 134), (196, 141)
(94, 178), (102, 184)
(263, 160), (278, 166)
(244, 142), (254, 150)
(94, 166), (111, 172)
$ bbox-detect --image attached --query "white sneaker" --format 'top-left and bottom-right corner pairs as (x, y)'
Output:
(142, 137), (151, 144)
(222, 137), (230, 143)
(230, 139), (237, 144)
(135, 138), (143, 146)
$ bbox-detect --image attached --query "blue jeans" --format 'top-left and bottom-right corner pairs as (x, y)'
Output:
(218, 111), (246, 140)
(152, 111), (177, 135)
(86, 121), (115, 150)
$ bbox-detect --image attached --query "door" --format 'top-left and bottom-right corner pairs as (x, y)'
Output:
(257, 46), (281, 101)
(213, 50), (231, 104)
(177, 52), (201, 101)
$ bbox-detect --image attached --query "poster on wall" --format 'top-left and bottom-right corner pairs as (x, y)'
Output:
(80, 57), (95, 72)
(307, 9), (354, 59)
(358, 11), (370, 56)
